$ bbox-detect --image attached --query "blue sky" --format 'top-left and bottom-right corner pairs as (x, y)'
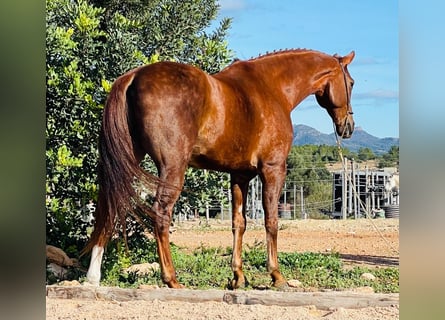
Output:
(213, 0), (399, 138)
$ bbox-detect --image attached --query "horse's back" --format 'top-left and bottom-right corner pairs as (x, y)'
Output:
(125, 60), (293, 172)
(131, 61), (209, 103)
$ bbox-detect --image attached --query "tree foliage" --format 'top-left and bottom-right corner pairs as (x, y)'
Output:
(284, 145), (334, 217)
(357, 147), (375, 161)
(46, 0), (233, 253)
(378, 145), (399, 168)
(286, 145), (339, 193)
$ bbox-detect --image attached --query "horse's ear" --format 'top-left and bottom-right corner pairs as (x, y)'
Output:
(338, 51), (355, 66)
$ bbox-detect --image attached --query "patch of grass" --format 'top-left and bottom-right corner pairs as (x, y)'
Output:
(174, 245), (233, 288)
(279, 251), (399, 293)
(98, 239), (398, 293)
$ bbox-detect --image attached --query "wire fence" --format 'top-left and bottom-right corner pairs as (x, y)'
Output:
(174, 160), (399, 223)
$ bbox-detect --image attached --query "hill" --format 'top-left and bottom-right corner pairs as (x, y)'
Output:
(292, 124), (399, 155)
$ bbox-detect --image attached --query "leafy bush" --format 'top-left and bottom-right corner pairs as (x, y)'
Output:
(46, 0), (233, 254)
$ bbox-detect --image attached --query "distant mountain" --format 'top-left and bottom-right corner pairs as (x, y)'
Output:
(292, 124), (399, 155)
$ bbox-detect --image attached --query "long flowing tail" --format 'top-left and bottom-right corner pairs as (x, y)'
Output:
(82, 70), (156, 255)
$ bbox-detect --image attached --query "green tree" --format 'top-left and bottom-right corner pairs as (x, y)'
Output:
(357, 147), (375, 161)
(378, 145), (399, 168)
(285, 146), (332, 217)
(46, 0), (233, 253)
(176, 169), (230, 218)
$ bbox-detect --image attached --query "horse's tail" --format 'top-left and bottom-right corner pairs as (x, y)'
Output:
(81, 70), (156, 255)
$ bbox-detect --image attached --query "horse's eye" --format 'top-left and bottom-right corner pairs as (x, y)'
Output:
(350, 81), (354, 88)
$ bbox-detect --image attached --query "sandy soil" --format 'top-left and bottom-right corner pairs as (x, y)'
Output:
(46, 218), (399, 319)
(46, 297), (399, 320)
(170, 218), (399, 268)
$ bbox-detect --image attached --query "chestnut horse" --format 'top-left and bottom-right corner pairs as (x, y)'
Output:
(84, 49), (355, 289)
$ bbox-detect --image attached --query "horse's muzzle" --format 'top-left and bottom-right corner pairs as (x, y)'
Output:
(337, 116), (354, 139)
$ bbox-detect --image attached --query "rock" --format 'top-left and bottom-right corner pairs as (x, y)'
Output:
(360, 272), (376, 281)
(46, 245), (77, 267)
(287, 279), (303, 288)
(59, 280), (81, 286)
(47, 263), (69, 279)
(125, 262), (160, 275)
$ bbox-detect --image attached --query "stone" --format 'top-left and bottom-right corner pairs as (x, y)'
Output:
(125, 262), (160, 275)
(287, 279), (303, 288)
(360, 272), (376, 281)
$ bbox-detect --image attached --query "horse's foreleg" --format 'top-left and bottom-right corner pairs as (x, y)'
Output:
(261, 164), (288, 289)
(229, 174), (250, 289)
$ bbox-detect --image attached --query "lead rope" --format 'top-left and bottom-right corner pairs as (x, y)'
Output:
(333, 124), (399, 256)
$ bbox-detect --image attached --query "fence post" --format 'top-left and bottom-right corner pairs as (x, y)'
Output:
(342, 157), (348, 219)
(220, 199), (224, 221)
(348, 159), (353, 217)
(205, 203), (209, 223)
(351, 158), (357, 219)
(228, 186), (232, 217)
(283, 181), (287, 207)
(355, 161), (360, 218)
(300, 186), (305, 219)
(251, 177), (256, 220)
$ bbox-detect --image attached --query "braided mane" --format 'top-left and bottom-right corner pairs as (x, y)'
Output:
(224, 48), (323, 72)
(249, 48), (320, 61)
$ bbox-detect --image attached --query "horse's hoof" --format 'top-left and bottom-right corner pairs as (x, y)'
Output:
(167, 282), (185, 289)
(273, 279), (289, 291)
(227, 276), (249, 290)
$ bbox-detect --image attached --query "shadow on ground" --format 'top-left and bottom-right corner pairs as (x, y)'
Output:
(339, 254), (399, 267)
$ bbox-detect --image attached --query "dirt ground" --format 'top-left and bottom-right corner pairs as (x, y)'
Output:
(46, 218), (399, 320)
(170, 218), (399, 268)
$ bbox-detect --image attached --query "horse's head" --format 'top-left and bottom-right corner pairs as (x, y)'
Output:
(315, 51), (355, 138)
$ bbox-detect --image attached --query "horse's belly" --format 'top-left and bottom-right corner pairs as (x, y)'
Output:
(189, 146), (257, 173)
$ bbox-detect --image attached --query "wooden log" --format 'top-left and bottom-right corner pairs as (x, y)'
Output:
(46, 286), (223, 303)
(222, 290), (398, 310)
(46, 285), (398, 310)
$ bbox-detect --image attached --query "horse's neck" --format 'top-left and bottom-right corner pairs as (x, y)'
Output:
(252, 52), (336, 110)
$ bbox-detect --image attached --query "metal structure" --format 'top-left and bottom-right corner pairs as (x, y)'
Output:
(175, 158), (400, 222)
(331, 157), (399, 219)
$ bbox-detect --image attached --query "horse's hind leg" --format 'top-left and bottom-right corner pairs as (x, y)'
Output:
(84, 191), (113, 286)
(152, 165), (187, 288)
(229, 174), (252, 289)
(85, 243), (105, 285)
